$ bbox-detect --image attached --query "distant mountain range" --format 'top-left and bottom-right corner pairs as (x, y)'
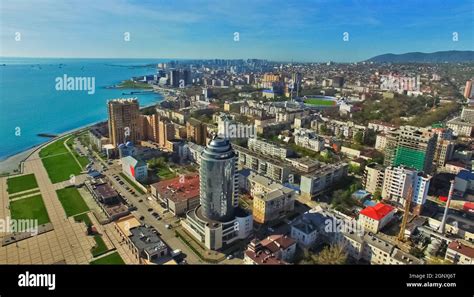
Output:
(366, 50), (474, 63)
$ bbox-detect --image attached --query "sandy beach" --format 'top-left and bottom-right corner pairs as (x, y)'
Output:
(0, 146), (37, 175)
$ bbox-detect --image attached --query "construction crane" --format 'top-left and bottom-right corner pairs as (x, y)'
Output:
(398, 186), (413, 242)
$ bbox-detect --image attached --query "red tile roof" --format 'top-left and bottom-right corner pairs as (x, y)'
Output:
(260, 234), (296, 250)
(360, 203), (394, 221)
(151, 174), (200, 202)
(244, 249), (287, 265)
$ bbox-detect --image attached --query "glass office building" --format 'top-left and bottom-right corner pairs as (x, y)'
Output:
(199, 137), (237, 222)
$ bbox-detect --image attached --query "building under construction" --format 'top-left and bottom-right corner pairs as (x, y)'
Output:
(384, 125), (437, 173)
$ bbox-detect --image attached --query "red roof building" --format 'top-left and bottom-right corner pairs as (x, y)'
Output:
(150, 174), (200, 216)
(359, 203), (395, 233)
(360, 203), (394, 221)
(446, 241), (474, 264)
(244, 235), (296, 265)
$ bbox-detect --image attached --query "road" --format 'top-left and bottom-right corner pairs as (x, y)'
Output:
(75, 139), (205, 264)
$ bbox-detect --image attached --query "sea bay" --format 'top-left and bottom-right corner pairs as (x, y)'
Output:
(0, 58), (166, 160)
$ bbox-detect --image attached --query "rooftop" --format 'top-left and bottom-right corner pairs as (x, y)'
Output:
(363, 233), (395, 254)
(456, 170), (474, 181)
(244, 249), (286, 265)
(115, 215), (141, 237)
(94, 183), (119, 200)
(129, 226), (167, 256)
(360, 203), (394, 221)
(448, 241), (474, 258)
(121, 155), (147, 168)
(257, 187), (294, 202)
(391, 249), (424, 264)
(260, 234), (296, 251)
(151, 174), (200, 202)
(292, 220), (317, 235)
(248, 172), (282, 192)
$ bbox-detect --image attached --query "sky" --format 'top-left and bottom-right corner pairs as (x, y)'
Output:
(1, 0), (473, 62)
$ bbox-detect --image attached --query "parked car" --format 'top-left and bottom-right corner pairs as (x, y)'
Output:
(171, 249), (182, 257)
(147, 208), (153, 212)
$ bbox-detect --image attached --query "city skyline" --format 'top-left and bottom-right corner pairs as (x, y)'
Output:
(1, 0), (473, 62)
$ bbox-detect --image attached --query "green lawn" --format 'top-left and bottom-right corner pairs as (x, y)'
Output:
(40, 137), (84, 183)
(7, 174), (38, 194)
(158, 167), (176, 180)
(117, 80), (153, 89)
(91, 235), (109, 257)
(90, 252), (125, 265)
(119, 173), (146, 194)
(66, 138), (89, 167)
(9, 189), (41, 200)
(42, 154), (82, 183)
(74, 213), (92, 226)
(304, 98), (336, 106)
(56, 187), (89, 217)
(10, 194), (50, 228)
(39, 137), (69, 158)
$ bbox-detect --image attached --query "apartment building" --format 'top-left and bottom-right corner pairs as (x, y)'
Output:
(248, 173), (295, 224)
(358, 203), (395, 233)
(382, 166), (431, 213)
(363, 163), (385, 194)
(248, 138), (289, 159)
(186, 118), (207, 146)
(108, 98), (142, 147)
(299, 162), (348, 199)
(294, 128), (325, 152)
(234, 145), (292, 183)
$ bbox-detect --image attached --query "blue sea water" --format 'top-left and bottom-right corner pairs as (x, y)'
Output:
(0, 58), (166, 160)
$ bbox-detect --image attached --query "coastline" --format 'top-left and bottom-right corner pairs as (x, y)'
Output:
(0, 97), (164, 175)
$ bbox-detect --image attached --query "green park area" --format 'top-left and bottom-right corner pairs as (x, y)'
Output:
(10, 194), (50, 228)
(91, 235), (109, 257)
(9, 189), (41, 200)
(117, 80), (153, 89)
(56, 187), (89, 217)
(157, 167), (176, 180)
(65, 138), (89, 167)
(7, 174), (38, 194)
(74, 213), (92, 226)
(40, 137), (83, 183)
(148, 157), (177, 180)
(90, 252), (125, 265)
(304, 98), (336, 106)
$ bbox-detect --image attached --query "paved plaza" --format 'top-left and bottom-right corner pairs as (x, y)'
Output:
(0, 149), (136, 264)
